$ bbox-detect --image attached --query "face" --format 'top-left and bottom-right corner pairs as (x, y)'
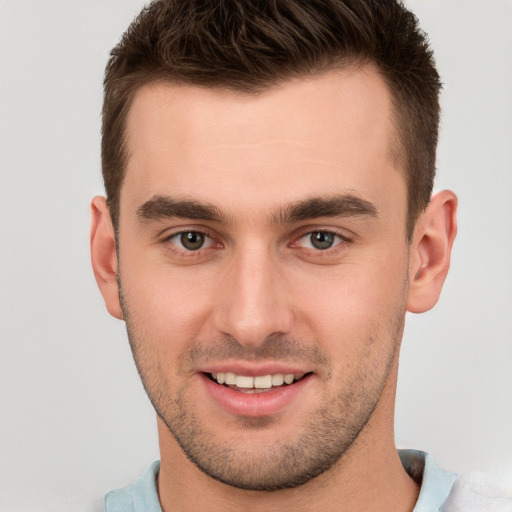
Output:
(117, 67), (411, 490)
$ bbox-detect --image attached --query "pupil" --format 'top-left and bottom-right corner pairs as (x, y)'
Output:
(181, 232), (204, 250)
(311, 232), (334, 250)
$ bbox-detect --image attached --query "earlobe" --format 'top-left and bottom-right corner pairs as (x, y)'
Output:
(90, 196), (123, 320)
(407, 190), (458, 313)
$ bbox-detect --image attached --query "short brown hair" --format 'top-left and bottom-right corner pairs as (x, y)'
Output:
(102, 0), (441, 237)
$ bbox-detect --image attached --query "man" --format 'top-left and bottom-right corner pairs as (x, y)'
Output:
(89, 1), (499, 510)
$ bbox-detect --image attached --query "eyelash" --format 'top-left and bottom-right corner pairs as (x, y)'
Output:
(160, 228), (351, 257)
(163, 229), (220, 256)
(291, 230), (350, 252)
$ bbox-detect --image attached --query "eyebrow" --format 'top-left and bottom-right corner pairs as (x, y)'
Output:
(273, 194), (378, 224)
(137, 196), (224, 222)
(136, 193), (378, 225)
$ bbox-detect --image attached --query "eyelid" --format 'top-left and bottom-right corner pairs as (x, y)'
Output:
(160, 226), (222, 253)
(158, 225), (351, 255)
(159, 224), (215, 240)
(170, 231), (215, 250)
(291, 227), (352, 245)
(297, 231), (344, 249)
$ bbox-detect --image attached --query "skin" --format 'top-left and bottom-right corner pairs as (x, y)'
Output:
(91, 65), (457, 511)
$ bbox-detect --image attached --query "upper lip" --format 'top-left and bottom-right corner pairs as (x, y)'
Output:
(197, 362), (311, 377)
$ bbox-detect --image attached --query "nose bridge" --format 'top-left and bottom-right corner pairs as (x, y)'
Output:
(214, 242), (293, 347)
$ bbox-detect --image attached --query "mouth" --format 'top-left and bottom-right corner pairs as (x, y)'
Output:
(201, 368), (313, 417)
(206, 371), (310, 393)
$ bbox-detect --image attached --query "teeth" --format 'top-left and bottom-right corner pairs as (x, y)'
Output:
(271, 374), (284, 386)
(210, 372), (304, 389)
(236, 375), (254, 388)
(284, 374), (294, 384)
(225, 372), (236, 385)
(254, 375), (272, 389)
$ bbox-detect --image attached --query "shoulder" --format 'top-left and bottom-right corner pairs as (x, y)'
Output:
(442, 472), (512, 512)
(399, 449), (512, 512)
(104, 460), (161, 512)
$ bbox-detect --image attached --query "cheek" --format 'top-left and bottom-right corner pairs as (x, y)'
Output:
(120, 258), (218, 345)
(120, 272), (213, 390)
(292, 252), (409, 347)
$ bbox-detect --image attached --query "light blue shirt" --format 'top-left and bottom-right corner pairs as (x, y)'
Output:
(104, 450), (458, 512)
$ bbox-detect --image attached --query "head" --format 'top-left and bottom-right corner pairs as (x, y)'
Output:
(92, 0), (457, 494)
(101, 0), (441, 239)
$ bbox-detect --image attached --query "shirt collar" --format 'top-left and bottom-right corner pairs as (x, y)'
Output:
(399, 449), (458, 512)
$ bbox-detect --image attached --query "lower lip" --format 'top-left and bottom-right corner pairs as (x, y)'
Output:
(200, 373), (311, 417)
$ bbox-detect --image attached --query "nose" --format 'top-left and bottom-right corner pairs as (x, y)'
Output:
(213, 245), (294, 347)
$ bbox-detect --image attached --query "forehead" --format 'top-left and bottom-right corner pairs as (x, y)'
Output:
(122, 66), (405, 221)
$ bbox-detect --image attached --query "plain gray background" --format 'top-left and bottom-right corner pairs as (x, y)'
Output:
(1, 1), (511, 510)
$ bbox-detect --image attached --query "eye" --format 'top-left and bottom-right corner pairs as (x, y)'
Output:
(169, 231), (214, 251)
(296, 231), (345, 250)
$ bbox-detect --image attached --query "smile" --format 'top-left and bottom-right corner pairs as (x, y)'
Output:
(208, 372), (307, 392)
(201, 369), (313, 416)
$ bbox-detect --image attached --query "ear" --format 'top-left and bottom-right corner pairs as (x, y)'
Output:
(90, 196), (123, 320)
(407, 190), (458, 313)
